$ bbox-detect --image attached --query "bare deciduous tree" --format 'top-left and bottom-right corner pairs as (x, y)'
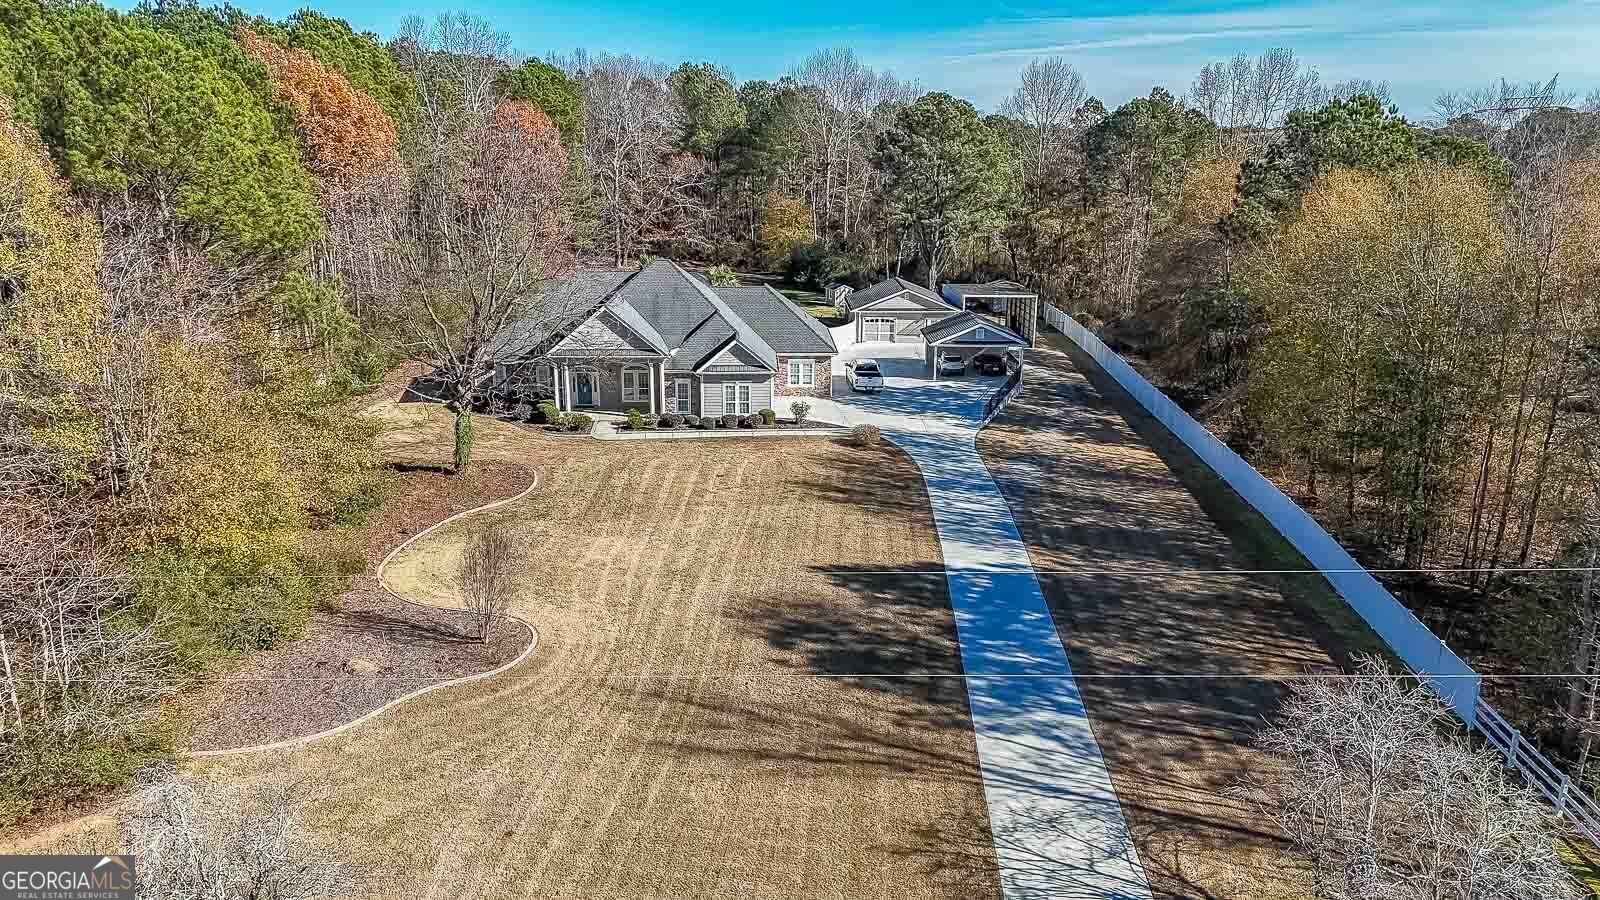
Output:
(0, 436), (174, 743)
(1191, 48), (1324, 158)
(455, 523), (517, 642)
(565, 50), (706, 266)
(388, 26), (589, 471)
(1238, 656), (1582, 900)
(1000, 57), (1088, 183)
(123, 770), (362, 900)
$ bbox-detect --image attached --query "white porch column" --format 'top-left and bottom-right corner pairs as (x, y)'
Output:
(557, 363), (568, 412)
(647, 363), (657, 416)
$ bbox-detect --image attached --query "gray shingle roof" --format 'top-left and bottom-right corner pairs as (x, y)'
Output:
(669, 316), (734, 373)
(606, 299), (670, 354)
(922, 311), (1028, 345)
(506, 260), (833, 371)
(844, 277), (952, 312)
(489, 270), (632, 357)
(714, 285), (836, 355)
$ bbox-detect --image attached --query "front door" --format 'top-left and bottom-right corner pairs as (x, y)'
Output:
(574, 372), (595, 407)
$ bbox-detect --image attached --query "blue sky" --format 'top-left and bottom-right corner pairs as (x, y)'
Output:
(128, 0), (1600, 116)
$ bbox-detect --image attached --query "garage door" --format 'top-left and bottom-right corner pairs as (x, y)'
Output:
(862, 317), (894, 342)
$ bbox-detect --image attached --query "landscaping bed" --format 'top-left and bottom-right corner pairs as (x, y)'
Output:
(182, 588), (528, 752)
(183, 392), (547, 752)
(613, 411), (840, 432)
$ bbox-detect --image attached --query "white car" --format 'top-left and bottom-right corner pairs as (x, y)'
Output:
(938, 354), (966, 377)
(847, 359), (885, 393)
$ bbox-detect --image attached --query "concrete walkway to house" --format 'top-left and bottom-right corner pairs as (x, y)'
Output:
(803, 335), (1152, 899)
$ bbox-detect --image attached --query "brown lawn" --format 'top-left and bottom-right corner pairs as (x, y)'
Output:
(977, 333), (1386, 899)
(194, 406), (1001, 900)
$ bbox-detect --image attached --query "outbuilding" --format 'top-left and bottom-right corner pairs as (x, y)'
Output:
(921, 312), (1029, 379)
(940, 280), (1040, 347)
(841, 277), (960, 344)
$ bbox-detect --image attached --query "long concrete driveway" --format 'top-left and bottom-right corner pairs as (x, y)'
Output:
(801, 336), (1152, 899)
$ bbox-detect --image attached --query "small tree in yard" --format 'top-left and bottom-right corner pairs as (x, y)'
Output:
(790, 400), (811, 426)
(1239, 655), (1582, 900)
(456, 524), (517, 642)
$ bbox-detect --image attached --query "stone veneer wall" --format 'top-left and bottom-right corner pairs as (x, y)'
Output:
(775, 355), (834, 399)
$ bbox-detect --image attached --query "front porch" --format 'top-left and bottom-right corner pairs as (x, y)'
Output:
(547, 358), (668, 415)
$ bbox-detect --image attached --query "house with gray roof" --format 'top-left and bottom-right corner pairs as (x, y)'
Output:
(494, 260), (837, 417)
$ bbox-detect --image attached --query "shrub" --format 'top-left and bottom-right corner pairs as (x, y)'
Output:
(852, 423), (881, 447)
(721, 414), (741, 429)
(790, 400), (812, 426)
(625, 408), (644, 430)
(567, 413), (593, 432)
(536, 401), (560, 424)
(757, 407), (777, 425)
(682, 414), (700, 428)
(513, 402), (533, 422)
(702, 415), (719, 429)
(704, 263), (739, 286)
(742, 414), (762, 428)
(661, 413), (684, 428)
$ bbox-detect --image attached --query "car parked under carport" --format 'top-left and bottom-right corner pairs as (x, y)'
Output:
(920, 312), (1028, 380)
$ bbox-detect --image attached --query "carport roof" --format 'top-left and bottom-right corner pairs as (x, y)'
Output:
(942, 280), (1038, 299)
(922, 311), (1029, 346)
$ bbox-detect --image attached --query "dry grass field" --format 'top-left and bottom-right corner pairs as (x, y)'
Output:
(977, 335), (1387, 899)
(192, 405), (1001, 900)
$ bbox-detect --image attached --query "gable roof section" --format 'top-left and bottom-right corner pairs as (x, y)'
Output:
(490, 270), (633, 358)
(548, 299), (670, 359)
(610, 259), (720, 346)
(715, 285), (836, 355)
(697, 341), (771, 375)
(923, 311), (1029, 346)
(845, 277), (950, 312)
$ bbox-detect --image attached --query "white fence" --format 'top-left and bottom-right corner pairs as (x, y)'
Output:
(1039, 301), (1600, 841)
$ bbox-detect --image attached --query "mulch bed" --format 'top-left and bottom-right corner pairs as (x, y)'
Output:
(181, 453), (540, 752)
(183, 590), (527, 752)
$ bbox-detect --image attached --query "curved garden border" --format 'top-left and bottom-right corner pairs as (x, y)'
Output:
(192, 473), (545, 758)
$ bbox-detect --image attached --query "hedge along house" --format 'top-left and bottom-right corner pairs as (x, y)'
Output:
(940, 280), (1040, 347)
(921, 311), (1029, 379)
(492, 259), (837, 418)
(839, 276), (959, 344)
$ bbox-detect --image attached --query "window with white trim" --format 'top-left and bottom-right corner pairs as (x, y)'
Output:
(786, 359), (815, 388)
(673, 378), (691, 413)
(621, 367), (649, 403)
(722, 383), (752, 415)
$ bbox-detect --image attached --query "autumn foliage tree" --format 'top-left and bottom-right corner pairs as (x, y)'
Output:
(236, 26), (406, 317)
(236, 27), (400, 180)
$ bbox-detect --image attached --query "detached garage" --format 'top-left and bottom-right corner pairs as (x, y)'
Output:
(921, 312), (1028, 379)
(842, 277), (960, 344)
